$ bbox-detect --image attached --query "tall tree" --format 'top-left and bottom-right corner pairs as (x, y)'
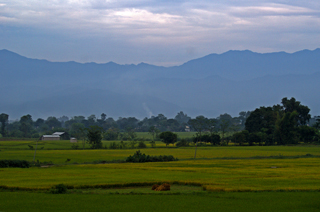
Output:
(45, 117), (61, 129)
(274, 111), (299, 145)
(219, 120), (230, 144)
(0, 113), (9, 137)
(148, 126), (157, 142)
(281, 97), (311, 126)
(174, 111), (191, 124)
(188, 116), (209, 158)
(159, 131), (177, 147)
(86, 125), (103, 149)
(313, 116), (320, 130)
(19, 114), (33, 138)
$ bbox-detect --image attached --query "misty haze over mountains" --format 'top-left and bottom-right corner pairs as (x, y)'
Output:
(1, 49), (320, 120)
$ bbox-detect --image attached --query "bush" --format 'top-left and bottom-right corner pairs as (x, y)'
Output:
(71, 144), (79, 149)
(149, 141), (156, 148)
(129, 140), (137, 149)
(126, 150), (178, 163)
(0, 160), (30, 168)
(159, 131), (178, 146)
(109, 142), (119, 149)
(138, 141), (147, 148)
(176, 139), (189, 147)
(51, 184), (67, 194)
(119, 141), (127, 149)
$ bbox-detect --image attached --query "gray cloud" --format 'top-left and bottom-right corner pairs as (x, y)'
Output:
(0, 0), (320, 65)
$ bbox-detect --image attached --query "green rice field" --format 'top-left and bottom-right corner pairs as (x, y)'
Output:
(1, 138), (320, 211)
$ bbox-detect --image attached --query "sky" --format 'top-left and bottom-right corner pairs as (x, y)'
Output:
(1, 0), (320, 66)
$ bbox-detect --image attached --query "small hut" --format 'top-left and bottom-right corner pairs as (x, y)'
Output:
(53, 132), (69, 140)
(70, 137), (78, 143)
(41, 135), (60, 141)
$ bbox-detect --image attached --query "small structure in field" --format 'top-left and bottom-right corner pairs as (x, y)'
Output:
(185, 126), (190, 132)
(41, 135), (60, 141)
(70, 137), (77, 143)
(40, 132), (69, 141)
(53, 132), (69, 140)
(152, 183), (171, 191)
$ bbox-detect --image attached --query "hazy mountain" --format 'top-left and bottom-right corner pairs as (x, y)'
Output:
(170, 49), (320, 80)
(1, 49), (319, 119)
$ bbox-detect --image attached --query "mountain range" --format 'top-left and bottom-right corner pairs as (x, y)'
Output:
(1, 49), (319, 120)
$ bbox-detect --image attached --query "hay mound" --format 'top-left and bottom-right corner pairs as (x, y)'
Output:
(154, 183), (170, 191)
(151, 184), (160, 190)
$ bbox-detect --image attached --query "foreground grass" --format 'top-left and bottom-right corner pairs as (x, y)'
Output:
(1, 191), (319, 212)
(1, 158), (320, 191)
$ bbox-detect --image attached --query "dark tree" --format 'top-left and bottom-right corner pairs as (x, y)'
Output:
(174, 111), (191, 124)
(100, 113), (107, 121)
(0, 113), (9, 137)
(45, 117), (62, 129)
(159, 131), (177, 147)
(232, 130), (248, 146)
(188, 116), (208, 143)
(281, 97), (311, 126)
(274, 111), (299, 145)
(148, 126), (158, 143)
(86, 125), (103, 149)
(210, 134), (221, 145)
(34, 118), (45, 128)
(219, 120), (230, 144)
(298, 125), (319, 143)
(314, 116), (320, 130)
(19, 114), (34, 138)
(245, 107), (277, 135)
(188, 116), (209, 158)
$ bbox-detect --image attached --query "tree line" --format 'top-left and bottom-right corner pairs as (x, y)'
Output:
(0, 111), (250, 140)
(0, 97), (319, 146)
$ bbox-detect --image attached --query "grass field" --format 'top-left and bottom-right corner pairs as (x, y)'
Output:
(1, 157), (320, 191)
(1, 139), (320, 211)
(1, 192), (319, 212)
(1, 139), (320, 164)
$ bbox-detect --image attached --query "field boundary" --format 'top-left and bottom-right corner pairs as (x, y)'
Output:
(1, 181), (320, 193)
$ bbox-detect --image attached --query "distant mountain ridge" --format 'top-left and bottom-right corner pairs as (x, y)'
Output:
(1, 49), (319, 119)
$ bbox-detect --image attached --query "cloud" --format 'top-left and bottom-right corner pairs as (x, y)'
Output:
(1, 0), (320, 65)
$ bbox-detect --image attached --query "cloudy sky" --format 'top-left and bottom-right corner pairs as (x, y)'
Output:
(1, 0), (320, 66)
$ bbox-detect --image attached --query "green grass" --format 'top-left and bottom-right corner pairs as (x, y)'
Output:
(1, 139), (320, 211)
(72, 185), (204, 194)
(1, 158), (320, 191)
(1, 191), (319, 212)
(1, 144), (320, 164)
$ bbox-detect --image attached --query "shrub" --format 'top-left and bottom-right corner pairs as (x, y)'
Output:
(126, 150), (178, 163)
(149, 141), (156, 148)
(71, 144), (79, 149)
(138, 141), (147, 148)
(176, 139), (189, 147)
(119, 141), (127, 149)
(129, 140), (137, 149)
(51, 184), (67, 194)
(0, 160), (30, 168)
(109, 142), (119, 149)
(159, 131), (178, 146)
